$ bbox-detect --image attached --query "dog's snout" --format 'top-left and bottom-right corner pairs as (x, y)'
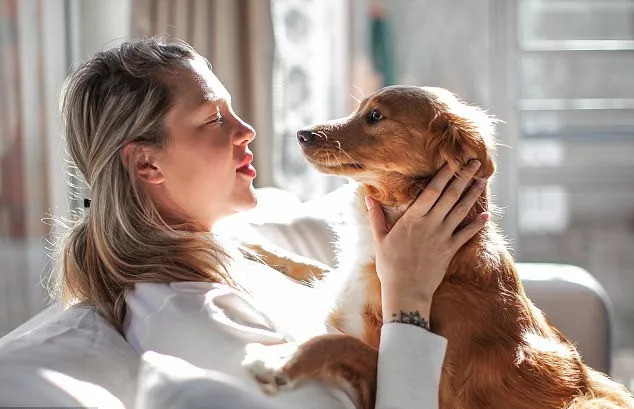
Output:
(297, 130), (315, 144)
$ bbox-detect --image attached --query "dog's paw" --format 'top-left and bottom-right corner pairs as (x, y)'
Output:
(241, 342), (300, 395)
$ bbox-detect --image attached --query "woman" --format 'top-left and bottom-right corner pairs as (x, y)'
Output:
(57, 37), (489, 408)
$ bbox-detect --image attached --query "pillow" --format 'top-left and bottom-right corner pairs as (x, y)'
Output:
(0, 306), (139, 408)
(216, 185), (356, 266)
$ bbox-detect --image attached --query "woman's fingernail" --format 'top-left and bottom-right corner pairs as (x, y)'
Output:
(469, 160), (481, 169)
(365, 196), (374, 210)
(481, 212), (490, 221)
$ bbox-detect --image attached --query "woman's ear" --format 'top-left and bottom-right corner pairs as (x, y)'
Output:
(120, 143), (165, 184)
(428, 111), (495, 179)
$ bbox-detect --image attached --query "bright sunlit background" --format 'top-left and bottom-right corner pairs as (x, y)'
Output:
(1, 0), (633, 385)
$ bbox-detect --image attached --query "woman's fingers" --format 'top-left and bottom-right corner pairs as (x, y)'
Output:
(443, 178), (487, 232)
(451, 212), (490, 249)
(406, 163), (455, 217)
(365, 196), (389, 242)
(428, 160), (481, 221)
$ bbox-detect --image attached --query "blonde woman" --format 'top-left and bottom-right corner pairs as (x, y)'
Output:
(57, 37), (489, 409)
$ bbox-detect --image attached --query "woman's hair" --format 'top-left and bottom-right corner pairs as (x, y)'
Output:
(55, 36), (236, 333)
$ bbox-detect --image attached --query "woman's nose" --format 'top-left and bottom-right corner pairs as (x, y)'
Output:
(235, 119), (256, 145)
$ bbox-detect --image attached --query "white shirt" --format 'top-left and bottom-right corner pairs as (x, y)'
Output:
(124, 258), (447, 409)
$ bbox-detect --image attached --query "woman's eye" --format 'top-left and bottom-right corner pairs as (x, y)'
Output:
(207, 114), (223, 125)
(366, 109), (385, 124)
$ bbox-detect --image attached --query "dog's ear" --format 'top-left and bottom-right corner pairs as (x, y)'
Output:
(428, 110), (496, 178)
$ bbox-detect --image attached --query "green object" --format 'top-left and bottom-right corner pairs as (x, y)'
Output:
(371, 12), (395, 86)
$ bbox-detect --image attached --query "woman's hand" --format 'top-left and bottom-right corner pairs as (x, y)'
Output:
(365, 160), (490, 326)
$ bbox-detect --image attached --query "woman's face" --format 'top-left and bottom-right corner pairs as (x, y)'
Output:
(151, 55), (257, 230)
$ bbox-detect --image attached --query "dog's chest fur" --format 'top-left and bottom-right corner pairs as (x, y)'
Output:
(322, 189), (408, 345)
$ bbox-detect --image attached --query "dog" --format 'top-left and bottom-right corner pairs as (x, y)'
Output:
(242, 86), (634, 409)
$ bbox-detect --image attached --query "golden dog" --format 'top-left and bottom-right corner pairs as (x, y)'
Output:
(244, 86), (634, 409)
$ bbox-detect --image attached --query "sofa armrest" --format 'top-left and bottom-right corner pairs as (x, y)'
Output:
(518, 263), (612, 374)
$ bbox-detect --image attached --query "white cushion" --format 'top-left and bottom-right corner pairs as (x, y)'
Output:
(216, 185), (354, 266)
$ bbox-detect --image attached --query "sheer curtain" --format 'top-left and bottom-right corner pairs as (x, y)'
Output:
(0, 0), (75, 337)
(0, 0), (135, 337)
(269, 0), (351, 200)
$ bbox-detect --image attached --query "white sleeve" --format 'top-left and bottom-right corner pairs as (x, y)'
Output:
(126, 283), (356, 409)
(376, 323), (447, 409)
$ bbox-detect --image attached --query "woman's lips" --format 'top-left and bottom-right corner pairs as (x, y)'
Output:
(237, 163), (256, 178)
(236, 152), (256, 178)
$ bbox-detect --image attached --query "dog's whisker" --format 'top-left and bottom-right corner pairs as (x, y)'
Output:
(339, 151), (362, 169)
(310, 130), (362, 169)
(332, 151), (346, 172)
(326, 152), (333, 169)
(336, 146), (355, 162)
(325, 152), (335, 170)
(337, 146), (365, 170)
(352, 84), (365, 99)
(314, 148), (326, 161)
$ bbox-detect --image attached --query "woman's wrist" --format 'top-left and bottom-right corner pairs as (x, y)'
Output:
(382, 295), (432, 331)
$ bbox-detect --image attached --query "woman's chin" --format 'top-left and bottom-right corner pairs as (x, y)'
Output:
(234, 187), (258, 211)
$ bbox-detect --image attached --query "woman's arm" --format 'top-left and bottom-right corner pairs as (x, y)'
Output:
(376, 324), (447, 409)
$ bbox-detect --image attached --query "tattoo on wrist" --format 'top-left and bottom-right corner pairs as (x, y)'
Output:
(386, 310), (431, 331)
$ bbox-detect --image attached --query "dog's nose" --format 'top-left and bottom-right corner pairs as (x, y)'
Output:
(297, 129), (315, 144)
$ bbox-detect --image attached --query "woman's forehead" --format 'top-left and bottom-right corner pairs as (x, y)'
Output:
(173, 56), (230, 108)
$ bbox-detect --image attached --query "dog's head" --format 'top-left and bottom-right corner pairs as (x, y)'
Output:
(297, 86), (496, 207)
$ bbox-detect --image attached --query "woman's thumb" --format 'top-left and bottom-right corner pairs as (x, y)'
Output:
(365, 196), (388, 241)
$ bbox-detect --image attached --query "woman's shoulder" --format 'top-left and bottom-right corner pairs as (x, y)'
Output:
(127, 281), (264, 322)
(133, 280), (222, 296)
(125, 280), (284, 346)
(126, 281), (224, 319)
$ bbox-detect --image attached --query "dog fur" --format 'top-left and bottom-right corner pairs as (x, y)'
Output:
(244, 86), (634, 409)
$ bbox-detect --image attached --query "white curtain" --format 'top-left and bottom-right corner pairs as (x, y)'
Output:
(0, 0), (132, 336)
(0, 0), (75, 336)
(269, 0), (351, 200)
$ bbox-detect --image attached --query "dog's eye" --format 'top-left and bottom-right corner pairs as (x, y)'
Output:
(366, 109), (385, 124)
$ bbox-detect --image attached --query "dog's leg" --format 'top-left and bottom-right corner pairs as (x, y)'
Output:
(241, 242), (332, 283)
(243, 334), (378, 409)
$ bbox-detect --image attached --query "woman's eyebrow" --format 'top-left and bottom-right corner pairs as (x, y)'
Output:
(198, 94), (232, 111)
(193, 99), (221, 115)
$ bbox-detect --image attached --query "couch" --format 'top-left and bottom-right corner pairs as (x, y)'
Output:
(0, 186), (613, 407)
